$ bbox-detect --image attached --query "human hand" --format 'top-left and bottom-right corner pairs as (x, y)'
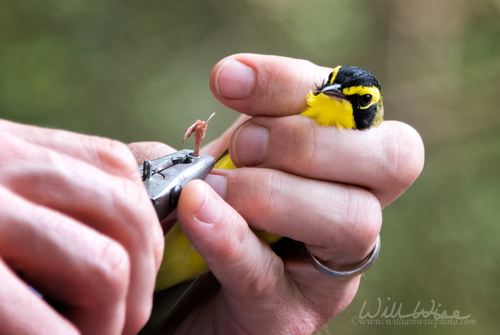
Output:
(0, 121), (164, 335)
(166, 54), (424, 334)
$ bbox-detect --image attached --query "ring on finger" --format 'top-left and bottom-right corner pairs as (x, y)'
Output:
(306, 234), (380, 279)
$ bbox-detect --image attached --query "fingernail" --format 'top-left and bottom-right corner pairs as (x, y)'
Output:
(195, 186), (221, 224)
(233, 123), (268, 166)
(204, 174), (227, 199)
(215, 60), (255, 99)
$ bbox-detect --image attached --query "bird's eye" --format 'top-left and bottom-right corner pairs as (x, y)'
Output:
(358, 94), (372, 107)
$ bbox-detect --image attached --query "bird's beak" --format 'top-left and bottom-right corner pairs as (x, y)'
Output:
(319, 83), (346, 101)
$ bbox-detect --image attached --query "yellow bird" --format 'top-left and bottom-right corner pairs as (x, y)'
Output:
(154, 65), (384, 291)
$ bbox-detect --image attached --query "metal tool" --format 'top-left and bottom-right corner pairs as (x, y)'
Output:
(138, 149), (216, 334)
(140, 149), (216, 222)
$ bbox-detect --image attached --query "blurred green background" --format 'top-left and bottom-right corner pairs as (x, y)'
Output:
(2, 0), (499, 333)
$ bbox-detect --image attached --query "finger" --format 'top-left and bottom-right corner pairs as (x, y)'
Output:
(228, 118), (425, 207)
(210, 53), (332, 116)
(0, 188), (129, 334)
(176, 180), (286, 301)
(177, 180), (360, 333)
(211, 168), (381, 269)
(0, 136), (163, 334)
(1, 135), (163, 267)
(0, 119), (139, 180)
(0, 258), (81, 335)
(127, 141), (177, 164)
(200, 114), (250, 158)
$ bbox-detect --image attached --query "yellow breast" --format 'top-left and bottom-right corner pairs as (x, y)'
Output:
(301, 91), (356, 129)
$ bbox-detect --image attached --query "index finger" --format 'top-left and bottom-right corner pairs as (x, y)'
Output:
(210, 54), (332, 117)
(228, 118), (424, 208)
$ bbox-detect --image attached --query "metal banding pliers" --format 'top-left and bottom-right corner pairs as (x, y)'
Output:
(139, 149), (216, 335)
(140, 149), (216, 221)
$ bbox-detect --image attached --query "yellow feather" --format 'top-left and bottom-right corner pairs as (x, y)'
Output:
(213, 153), (236, 169)
(329, 65), (341, 84)
(301, 90), (356, 129)
(155, 223), (209, 291)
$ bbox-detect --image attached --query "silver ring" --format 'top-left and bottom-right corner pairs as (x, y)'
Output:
(306, 234), (380, 279)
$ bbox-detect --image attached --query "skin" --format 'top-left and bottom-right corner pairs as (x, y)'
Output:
(0, 54), (424, 335)
(0, 120), (164, 335)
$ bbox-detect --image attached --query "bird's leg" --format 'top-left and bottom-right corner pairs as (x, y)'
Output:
(183, 113), (215, 157)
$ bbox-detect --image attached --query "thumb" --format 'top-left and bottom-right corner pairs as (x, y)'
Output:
(176, 180), (284, 299)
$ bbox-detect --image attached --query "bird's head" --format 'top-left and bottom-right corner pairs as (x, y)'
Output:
(302, 66), (384, 129)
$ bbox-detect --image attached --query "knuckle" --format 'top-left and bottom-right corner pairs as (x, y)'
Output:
(112, 177), (154, 232)
(203, 211), (251, 271)
(217, 236), (281, 300)
(382, 122), (425, 190)
(109, 176), (161, 265)
(344, 187), (382, 247)
(85, 240), (130, 305)
(290, 118), (318, 173)
(210, 222), (248, 265)
(251, 169), (280, 216)
(89, 136), (138, 179)
(0, 132), (30, 161)
(258, 57), (321, 113)
(316, 187), (382, 265)
(398, 123), (425, 183)
(243, 255), (281, 299)
(114, 177), (142, 210)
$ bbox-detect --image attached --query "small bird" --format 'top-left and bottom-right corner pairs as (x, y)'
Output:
(302, 65), (383, 129)
(155, 66), (384, 291)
